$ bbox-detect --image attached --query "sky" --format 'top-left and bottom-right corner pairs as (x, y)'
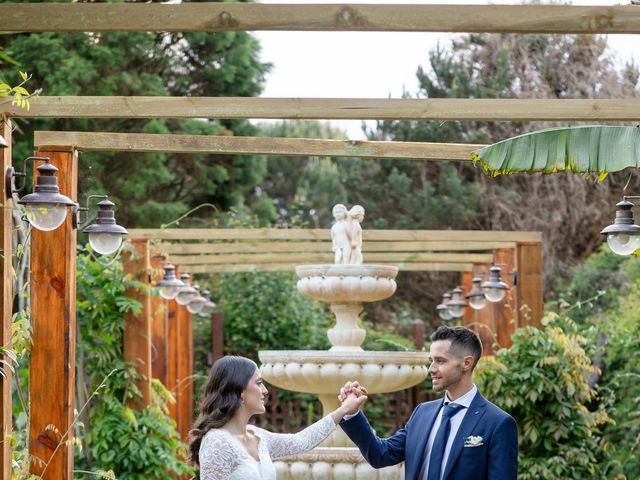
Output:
(254, 0), (640, 138)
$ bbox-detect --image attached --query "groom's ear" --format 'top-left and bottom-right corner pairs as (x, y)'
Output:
(462, 355), (475, 372)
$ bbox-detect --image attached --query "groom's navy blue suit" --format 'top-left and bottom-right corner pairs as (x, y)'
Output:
(340, 391), (518, 480)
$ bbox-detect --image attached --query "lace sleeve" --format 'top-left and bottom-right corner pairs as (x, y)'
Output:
(199, 430), (241, 480)
(260, 415), (336, 459)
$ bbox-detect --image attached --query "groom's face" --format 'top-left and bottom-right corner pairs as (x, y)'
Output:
(427, 340), (464, 393)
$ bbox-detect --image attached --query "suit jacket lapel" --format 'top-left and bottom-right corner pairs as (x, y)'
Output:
(409, 399), (444, 480)
(442, 392), (487, 480)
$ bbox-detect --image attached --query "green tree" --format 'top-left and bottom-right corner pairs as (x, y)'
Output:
(0, 0), (272, 228)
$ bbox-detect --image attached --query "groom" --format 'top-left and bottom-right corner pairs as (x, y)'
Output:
(338, 326), (518, 480)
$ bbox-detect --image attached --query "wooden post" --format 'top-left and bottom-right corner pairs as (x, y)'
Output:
(211, 311), (224, 364)
(176, 304), (193, 442)
(516, 241), (544, 328)
(123, 238), (152, 409)
(461, 264), (497, 355)
(166, 298), (179, 424)
(150, 254), (168, 387)
(494, 248), (517, 349)
(0, 117), (13, 479)
(412, 319), (425, 351)
(29, 149), (77, 480)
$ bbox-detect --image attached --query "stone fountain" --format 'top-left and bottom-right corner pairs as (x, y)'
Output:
(259, 204), (429, 479)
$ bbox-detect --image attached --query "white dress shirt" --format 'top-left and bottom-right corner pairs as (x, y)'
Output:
(421, 385), (478, 480)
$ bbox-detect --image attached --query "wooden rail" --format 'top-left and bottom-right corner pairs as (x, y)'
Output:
(12, 98), (640, 121)
(0, 4), (638, 33)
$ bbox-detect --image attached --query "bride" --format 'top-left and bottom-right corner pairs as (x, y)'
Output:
(189, 356), (367, 479)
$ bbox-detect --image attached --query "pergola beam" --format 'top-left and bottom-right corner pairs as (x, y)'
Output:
(12, 98), (640, 121)
(34, 131), (480, 161)
(0, 4), (638, 33)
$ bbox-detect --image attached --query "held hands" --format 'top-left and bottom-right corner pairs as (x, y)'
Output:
(338, 381), (368, 416)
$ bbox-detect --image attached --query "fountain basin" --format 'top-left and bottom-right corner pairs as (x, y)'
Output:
(274, 448), (404, 479)
(259, 350), (429, 395)
(296, 264), (398, 303)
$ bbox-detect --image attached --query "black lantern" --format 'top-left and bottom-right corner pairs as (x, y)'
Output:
(466, 277), (487, 310)
(175, 273), (198, 306)
(481, 265), (509, 303)
(600, 197), (640, 256)
(447, 286), (468, 319)
(436, 291), (453, 321)
(81, 198), (128, 255)
(186, 285), (207, 314)
(199, 289), (217, 316)
(157, 264), (183, 300)
(7, 157), (76, 231)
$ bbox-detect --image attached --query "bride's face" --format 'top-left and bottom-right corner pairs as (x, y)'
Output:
(242, 368), (269, 415)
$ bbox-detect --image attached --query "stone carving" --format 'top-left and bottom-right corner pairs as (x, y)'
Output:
(331, 203), (365, 265)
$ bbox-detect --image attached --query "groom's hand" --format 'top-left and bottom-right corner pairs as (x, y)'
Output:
(340, 392), (368, 416)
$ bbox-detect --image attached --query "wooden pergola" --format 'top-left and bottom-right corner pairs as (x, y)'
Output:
(0, 3), (635, 478)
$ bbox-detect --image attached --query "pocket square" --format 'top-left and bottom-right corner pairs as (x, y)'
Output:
(464, 435), (484, 447)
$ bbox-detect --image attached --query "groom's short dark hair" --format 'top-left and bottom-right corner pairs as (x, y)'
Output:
(431, 326), (482, 368)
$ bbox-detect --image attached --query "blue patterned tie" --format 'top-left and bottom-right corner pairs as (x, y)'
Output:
(425, 402), (465, 480)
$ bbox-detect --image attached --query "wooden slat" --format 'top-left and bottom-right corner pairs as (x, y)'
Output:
(171, 252), (494, 265)
(129, 228), (543, 242)
(188, 262), (474, 274)
(150, 254), (168, 388)
(0, 117), (12, 479)
(161, 240), (516, 255)
(517, 242), (544, 329)
(0, 4), (638, 33)
(12, 97), (640, 121)
(123, 239), (152, 409)
(176, 305), (193, 443)
(33, 131), (479, 161)
(29, 149), (77, 480)
(166, 299), (179, 425)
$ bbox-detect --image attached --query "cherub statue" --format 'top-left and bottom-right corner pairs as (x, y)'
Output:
(331, 204), (351, 264)
(348, 205), (365, 265)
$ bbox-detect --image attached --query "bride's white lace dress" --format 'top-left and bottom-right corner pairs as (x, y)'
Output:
(199, 415), (335, 479)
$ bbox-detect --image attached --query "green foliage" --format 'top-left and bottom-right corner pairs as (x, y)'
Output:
(476, 319), (611, 480)
(75, 250), (192, 479)
(0, 0), (272, 228)
(590, 273), (640, 479)
(0, 69), (39, 110)
(552, 245), (633, 325)
(472, 126), (640, 177)
(211, 271), (331, 359)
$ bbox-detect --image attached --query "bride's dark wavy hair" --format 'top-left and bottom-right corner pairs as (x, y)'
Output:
(188, 355), (257, 465)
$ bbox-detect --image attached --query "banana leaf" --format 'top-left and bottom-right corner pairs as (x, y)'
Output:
(472, 126), (640, 179)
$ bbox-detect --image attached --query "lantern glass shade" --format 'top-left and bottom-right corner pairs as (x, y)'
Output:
(187, 298), (206, 314)
(24, 203), (68, 231)
(160, 284), (181, 300)
(176, 288), (197, 306)
(88, 232), (123, 255)
(606, 233), (640, 256)
(484, 287), (506, 302)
